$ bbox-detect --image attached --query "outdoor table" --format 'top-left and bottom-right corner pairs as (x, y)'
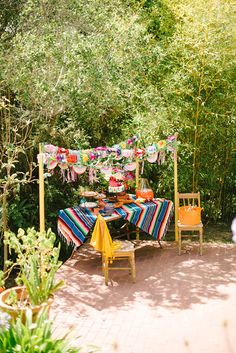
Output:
(57, 197), (173, 248)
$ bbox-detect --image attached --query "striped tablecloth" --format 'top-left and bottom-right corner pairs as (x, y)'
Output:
(114, 198), (173, 241)
(58, 198), (173, 247)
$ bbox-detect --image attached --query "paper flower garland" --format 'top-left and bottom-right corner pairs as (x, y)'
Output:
(41, 135), (178, 181)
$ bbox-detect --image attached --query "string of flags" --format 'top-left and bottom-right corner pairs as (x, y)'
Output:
(38, 135), (178, 183)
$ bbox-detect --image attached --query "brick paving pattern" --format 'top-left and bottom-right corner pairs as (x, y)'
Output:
(51, 241), (236, 353)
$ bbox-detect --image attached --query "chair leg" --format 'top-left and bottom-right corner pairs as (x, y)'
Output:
(126, 222), (130, 241)
(178, 230), (182, 255)
(102, 254), (105, 274)
(128, 256), (132, 274)
(104, 257), (109, 285)
(199, 229), (203, 256)
(130, 253), (136, 282)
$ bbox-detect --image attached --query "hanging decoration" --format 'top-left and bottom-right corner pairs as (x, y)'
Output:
(39, 135), (178, 182)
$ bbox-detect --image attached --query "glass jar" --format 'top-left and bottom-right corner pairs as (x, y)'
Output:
(136, 178), (154, 201)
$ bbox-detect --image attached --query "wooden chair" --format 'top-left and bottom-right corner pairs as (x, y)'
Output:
(177, 192), (203, 255)
(91, 215), (136, 285)
(102, 240), (136, 285)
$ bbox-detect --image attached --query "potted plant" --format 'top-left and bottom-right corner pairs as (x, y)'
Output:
(0, 308), (94, 353)
(0, 227), (64, 321)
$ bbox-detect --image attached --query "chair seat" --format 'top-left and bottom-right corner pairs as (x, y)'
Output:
(115, 240), (135, 252)
(178, 221), (203, 229)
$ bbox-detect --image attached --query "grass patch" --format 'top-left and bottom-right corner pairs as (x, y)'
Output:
(163, 222), (232, 243)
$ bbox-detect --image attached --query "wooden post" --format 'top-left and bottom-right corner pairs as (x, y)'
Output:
(174, 137), (178, 242)
(135, 158), (139, 189)
(38, 143), (45, 233)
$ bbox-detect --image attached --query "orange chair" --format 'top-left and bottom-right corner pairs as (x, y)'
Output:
(177, 192), (203, 255)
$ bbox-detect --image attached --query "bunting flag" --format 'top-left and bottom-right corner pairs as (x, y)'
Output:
(39, 135), (178, 182)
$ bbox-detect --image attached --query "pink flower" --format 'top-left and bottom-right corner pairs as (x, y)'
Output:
(94, 146), (107, 151)
(89, 153), (96, 161)
(167, 135), (176, 142)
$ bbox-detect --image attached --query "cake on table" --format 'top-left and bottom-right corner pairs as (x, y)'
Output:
(108, 184), (125, 193)
(108, 174), (125, 194)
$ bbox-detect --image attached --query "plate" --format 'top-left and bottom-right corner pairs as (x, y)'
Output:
(95, 193), (106, 200)
(80, 202), (98, 208)
(80, 191), (98, 197)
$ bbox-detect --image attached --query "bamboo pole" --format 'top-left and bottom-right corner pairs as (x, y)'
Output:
(2, 191), (8, 272)
(38, 143), (45, 233)
(174, 136), (178, 242)
(135, 157), (139, 189)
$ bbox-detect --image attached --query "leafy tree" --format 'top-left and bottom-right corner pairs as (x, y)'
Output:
(0, 96), (35, 267)
(0, 0), (235, 226)
(0, 0), (26, 41)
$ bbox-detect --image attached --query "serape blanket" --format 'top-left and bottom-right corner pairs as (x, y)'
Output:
(58, 198), (173, 247)
(114, 198), (173, 241)
(58, 206), (96, 247)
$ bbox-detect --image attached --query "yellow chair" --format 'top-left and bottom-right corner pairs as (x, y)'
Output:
(177, 192), (203, 255)
(90, 215), (136, 285)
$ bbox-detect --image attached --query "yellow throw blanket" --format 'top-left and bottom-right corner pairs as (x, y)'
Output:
(90, 215), (121, 260)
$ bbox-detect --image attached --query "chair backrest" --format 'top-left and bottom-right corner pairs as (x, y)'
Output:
(177, 192), (202, 225)
(177, 192), (201, 208)
(90, 215), (114, 257)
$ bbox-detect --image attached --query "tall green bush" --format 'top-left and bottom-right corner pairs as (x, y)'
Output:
(0, 0), (235, 225)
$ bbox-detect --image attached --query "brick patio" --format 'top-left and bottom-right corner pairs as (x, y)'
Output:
(51, 241), (236, 353)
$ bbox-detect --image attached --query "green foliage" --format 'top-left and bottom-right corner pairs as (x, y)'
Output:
(8, 195), (38, 231)
(0, 0), (235, 226)
(137, 0), (176, 40)
(0, 309), (89, 353)
(0, 270), (4, 288)
(0, 0), (26, 41)
(2, 228), (64, 306)
(160, 0), (236, 220)
(0, 96), (35, 239)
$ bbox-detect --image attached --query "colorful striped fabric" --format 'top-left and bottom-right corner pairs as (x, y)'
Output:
(58, 198), (173, 246)
(58, 206), (97, 247)
(114, 198), (173, 240)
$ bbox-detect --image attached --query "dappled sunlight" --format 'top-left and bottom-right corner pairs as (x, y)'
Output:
(52, 242), (236, 318)
(51, 242), (236, 353)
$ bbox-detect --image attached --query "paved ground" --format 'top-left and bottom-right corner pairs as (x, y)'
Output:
(51, 241), (236, 353)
